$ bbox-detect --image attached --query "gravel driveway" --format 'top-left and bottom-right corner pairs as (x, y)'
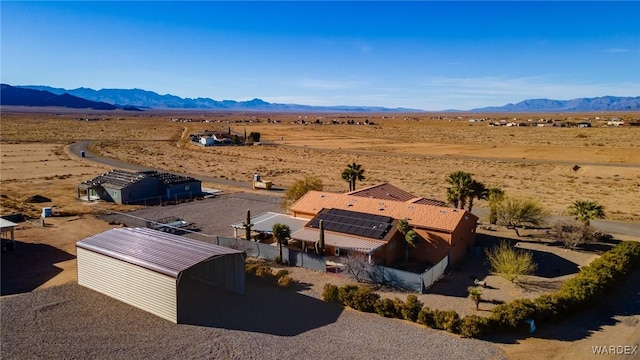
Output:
(1, 281), (506, 360)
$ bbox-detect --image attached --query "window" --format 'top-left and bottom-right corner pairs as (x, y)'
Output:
(185, 185), (190, 191)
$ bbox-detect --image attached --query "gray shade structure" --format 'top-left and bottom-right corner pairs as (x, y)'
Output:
(230, 211), (309, 238)
(77, 227), (245, 323)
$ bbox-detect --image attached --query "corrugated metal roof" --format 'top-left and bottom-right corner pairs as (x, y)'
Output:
(347, 183), (417, 202)
(291, 228), (385, 254)
(76, 228), (242, 278)
(230, 212), (309, 234)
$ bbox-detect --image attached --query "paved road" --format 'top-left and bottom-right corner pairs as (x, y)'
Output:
(69, 140), (639, 239)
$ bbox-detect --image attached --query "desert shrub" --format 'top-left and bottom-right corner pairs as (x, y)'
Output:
(533, 294), (570, 322)
(417, 307), (434, 327)
(275, 269), (289, 279)
(337, 285), (360, 307)
(277, 275), (294, 288)
(490, 298), (536, 330)
(485, 241), (537, 282)
(548, 220), (596, 249)
(351, 286), (380, 312)
(431, 309), (461, 333)
(459, 315), (490, 338)
(322, 284), (340, 303)
(374, 298), (403, 318)
(401, 294), (423, 322)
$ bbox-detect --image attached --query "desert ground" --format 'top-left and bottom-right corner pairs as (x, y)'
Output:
(1, 108), (639, 359)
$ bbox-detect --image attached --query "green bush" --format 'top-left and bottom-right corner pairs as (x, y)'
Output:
(417, 307), (434, 327)
(459, 315), (490, 338)
(337, 285), (360, 307)
(532, 294), (569, 322)
(275, 269), (289, 279)
(374, 298), (403, 318)
(401, 295), (423, 322)
(277, 275), (294, 288)
(322, 284), (339, 303)
(490, 298), (536, 330)
(431, 309), (461, 333)
(351, 286), (380, 312)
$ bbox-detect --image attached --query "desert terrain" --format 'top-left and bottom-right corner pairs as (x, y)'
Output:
(1, 109), (639, 359)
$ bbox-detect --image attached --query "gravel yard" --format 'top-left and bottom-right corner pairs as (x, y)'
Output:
(100, 192), (283, 240)
(1, 281), (506, 359)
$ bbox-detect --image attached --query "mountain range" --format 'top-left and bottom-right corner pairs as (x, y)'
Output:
(3, 84), (640, 112)
(471, 96), (640, 112)
(10, 85), (418, 112)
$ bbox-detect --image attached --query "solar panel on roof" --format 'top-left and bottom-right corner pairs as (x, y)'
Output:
(308, 208), (393, 239)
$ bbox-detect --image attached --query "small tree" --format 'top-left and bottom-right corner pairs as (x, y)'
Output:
(404, 230), (420, 264)
(485, 241), (537, 283)
(568, 199), (605, 226)
(549, 219), (596, 250)
(248, 132), (261, 143)
(272, 223), (291, 264)
(487, 187), (505, 225)
(495, 197), (546, 236)
(467, 287), (483, 310)
(282, 176), (323, 209)
(343, 254), (373, 283)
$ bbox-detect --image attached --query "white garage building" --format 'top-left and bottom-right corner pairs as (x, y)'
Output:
(77, 227), (245, 323)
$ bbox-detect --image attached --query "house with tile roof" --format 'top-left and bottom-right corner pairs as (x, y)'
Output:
(288, 185), (478, 267)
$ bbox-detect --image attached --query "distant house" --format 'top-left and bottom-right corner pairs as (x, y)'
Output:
(77, 169), (201, 204)
(287, 183), (478, 267)
(577, 122), (592, 128)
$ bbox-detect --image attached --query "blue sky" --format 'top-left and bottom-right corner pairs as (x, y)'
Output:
(2, 1), (639, 110)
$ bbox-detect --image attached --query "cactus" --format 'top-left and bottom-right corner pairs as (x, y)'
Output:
(317, 219), (325, 255)
(243, 209), (253, 241)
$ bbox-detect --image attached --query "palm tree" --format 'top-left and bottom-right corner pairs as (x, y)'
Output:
(445, 171), (473, 209)
(568, 200), (605, 226)
(397, 218), (414, 263)
(272, 223), (291, 264)
(466, 180), (488, 212)
(341, 162), (365, 192)
(487, 187), (505, 224)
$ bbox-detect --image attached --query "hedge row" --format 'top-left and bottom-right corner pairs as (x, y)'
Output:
(245, 261), (295, 288)
(322, 241), (640, 338)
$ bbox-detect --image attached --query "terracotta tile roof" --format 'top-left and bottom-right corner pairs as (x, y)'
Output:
(347, 183), (417, 202)
(290, 191), (476, 233)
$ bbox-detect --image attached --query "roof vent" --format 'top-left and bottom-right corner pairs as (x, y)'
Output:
(320, 194), (326, 198)
(347, 203), (353, 207)
(439, 210), (446, 214)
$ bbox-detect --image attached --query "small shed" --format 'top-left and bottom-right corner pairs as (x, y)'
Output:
(76, 227), (245, 323)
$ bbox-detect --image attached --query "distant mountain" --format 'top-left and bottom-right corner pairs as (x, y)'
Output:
(471, 96), (640, 112)
(0, 84), (121, 110)
(17, 85), (420, 112)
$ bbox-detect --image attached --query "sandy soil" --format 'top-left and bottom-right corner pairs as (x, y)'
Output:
(1, 110), (639, 359)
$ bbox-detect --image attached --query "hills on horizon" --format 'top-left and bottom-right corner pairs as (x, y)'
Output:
(3, 84), (640, 112)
